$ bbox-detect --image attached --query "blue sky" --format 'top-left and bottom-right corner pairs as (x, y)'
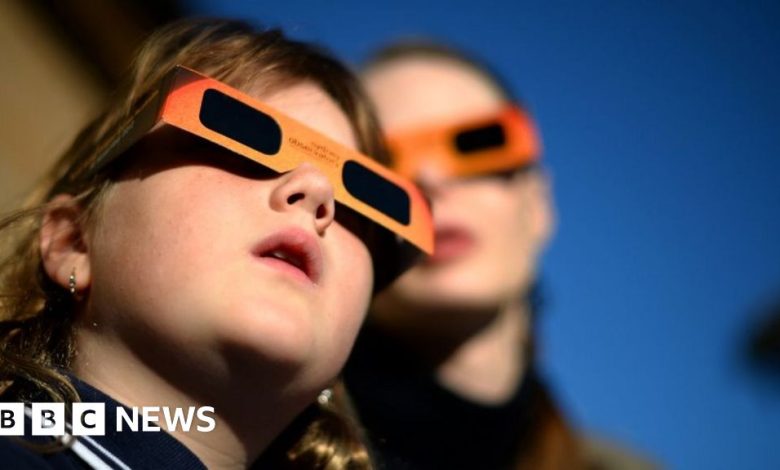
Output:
(187, 2), (780, 467)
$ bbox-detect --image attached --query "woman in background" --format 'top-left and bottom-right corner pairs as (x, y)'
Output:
(344, 42), (656, 470)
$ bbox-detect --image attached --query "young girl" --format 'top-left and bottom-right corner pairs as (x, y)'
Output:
(0, 19), (431, 469)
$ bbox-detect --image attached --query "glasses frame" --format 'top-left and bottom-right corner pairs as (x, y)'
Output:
(91, 65), (433, 255)
(386, 105), (541, 179)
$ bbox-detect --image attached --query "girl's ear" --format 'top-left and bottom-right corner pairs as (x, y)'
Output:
(40, 194), (92, 294)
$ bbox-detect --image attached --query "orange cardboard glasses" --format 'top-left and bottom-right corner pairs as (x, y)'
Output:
(386, 106), (541, 179)
(91, 65), (433, 257)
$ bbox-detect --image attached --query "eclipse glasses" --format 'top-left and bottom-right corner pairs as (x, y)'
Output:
(386, 105), (541, 179)
(91, 65), (434, 267)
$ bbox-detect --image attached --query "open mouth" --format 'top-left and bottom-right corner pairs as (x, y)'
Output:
(253, 228), (323, 285)
(428, 224), (476, 264)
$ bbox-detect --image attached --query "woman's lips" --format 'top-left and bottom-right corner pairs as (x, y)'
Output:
(427, 225), (476, 264)
(253, 228), (323, 286)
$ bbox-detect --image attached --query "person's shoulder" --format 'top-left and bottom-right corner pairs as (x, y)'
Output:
(581, 434), (663, 470)
(0, 436), (52, 468)
(0, 436), (79, 469)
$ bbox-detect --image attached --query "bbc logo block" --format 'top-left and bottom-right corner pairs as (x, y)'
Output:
(31, 403), (66, 436)
(0, 403), (105, 436)
(0, 404), (24, 436)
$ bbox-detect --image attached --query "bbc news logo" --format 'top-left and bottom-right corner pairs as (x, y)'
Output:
(0, 403), (216, 436)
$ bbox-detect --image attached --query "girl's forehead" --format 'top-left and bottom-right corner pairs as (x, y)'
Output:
(261, 82), (358, 152)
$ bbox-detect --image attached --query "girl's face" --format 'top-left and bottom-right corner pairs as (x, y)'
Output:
(365, 58), (553, 317)
(82, 81), (373, 395)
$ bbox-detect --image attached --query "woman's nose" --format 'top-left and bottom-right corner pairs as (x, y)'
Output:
(415, 163), (449, 200)
(269, 162), (336, 234)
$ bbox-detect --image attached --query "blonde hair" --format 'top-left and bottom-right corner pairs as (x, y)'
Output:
(0, 18), (381, 468)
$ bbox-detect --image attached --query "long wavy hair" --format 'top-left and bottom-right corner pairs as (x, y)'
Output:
(0, 17), (383, 469)
(363, 42), (586, 470)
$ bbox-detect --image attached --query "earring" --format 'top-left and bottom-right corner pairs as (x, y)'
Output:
(68, 268), (76, 295)
(317, 387), (333, 406)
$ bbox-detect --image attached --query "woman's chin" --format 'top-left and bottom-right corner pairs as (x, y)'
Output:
(394, 271), (507, 308)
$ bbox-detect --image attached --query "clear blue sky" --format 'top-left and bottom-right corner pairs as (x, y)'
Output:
(187, 1), (780, 467)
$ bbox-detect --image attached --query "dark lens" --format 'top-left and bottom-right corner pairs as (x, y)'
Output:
(454, 122), (506, 154)
(199, 89), (282, 155)
(342, 160), (410, 226)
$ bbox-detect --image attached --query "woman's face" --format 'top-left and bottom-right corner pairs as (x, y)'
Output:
(365, 58), (553, 318)
(83, 81), (373, 394)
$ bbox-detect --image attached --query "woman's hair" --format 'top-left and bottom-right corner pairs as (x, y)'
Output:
(0, 17), (382, 468)
(364, 40), (520, 105)
(363, 41), (586, 470)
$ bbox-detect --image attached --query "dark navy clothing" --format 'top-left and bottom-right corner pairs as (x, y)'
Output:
(0, 379), (205, 469)
(344, 324), (662, 470)
(343, 323), (540, 470)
